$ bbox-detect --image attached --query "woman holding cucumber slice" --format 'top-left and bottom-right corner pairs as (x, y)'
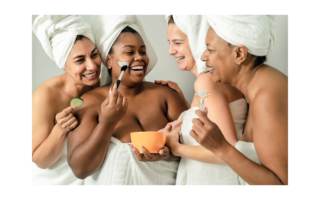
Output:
(32, 15), (102, 185)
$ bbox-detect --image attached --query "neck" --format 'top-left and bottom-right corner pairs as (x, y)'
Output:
(110, 79), (144, 98)
(189, 63), (199, 78)
(62, 73), (94, 97)
(231, 62), (263, 100)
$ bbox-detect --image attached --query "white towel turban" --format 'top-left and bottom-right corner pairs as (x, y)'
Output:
(32, 15), (95, 69)
(165, 15), (210, 75)
(90, 15), (158, 86)
(205, 15), (276, 56)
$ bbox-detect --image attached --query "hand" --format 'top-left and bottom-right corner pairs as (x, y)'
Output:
(164, 125), (182, 156)
(164, 114), (183, 132)
(129, 144), (180, 162)
(99, 86), (128, 126)
(155, 80), (190, 108)
(190, 110), (230, 156)
(55, 106), (78, 134)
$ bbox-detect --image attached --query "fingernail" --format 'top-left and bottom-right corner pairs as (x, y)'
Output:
(73, 106), (76, 109)
(113, 83), (117, 88)
(109, 87), (112, 95)
(128, 144), (135, 151)
(159, 150), (163, 155)
(140, 145), (145, 152)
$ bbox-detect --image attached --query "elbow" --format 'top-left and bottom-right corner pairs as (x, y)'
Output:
(71, 167), (90, 180)
(32, 157), (49, 169)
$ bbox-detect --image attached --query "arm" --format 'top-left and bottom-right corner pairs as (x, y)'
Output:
(191, 90), (288, 185)
(155, 80), (190, 108)
(32, 89), (77, 169)
(67, 87), (127, 179)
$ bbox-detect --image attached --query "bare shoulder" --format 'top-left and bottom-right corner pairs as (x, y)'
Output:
(32, 76), (64, 113)
(194, 72), (242, 102)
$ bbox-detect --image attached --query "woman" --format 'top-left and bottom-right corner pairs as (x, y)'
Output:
(32, 15), (101, 185)
(160, 15), (248, 185)
(67, 15), (188, 185)
(190, 15), (288, 185)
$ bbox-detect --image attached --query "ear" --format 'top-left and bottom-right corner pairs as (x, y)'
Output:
(234, 45), (248, 65)
(105, 55), (112, 69)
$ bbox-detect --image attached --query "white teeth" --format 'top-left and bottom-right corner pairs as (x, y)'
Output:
(83, 72), (96, 77)
(131, 66), (143, 70)
(176, 57), (184, 61)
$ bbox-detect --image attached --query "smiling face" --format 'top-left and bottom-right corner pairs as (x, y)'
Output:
(64, 37), (101, 86)
(106, 32), (149, 86)
(167, 23), (196, 71)
(201, 27), (236, 83)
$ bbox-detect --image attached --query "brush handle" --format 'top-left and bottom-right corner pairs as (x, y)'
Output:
(116, 79), (121, 88)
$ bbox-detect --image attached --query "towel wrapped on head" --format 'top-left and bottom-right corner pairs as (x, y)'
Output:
(165, 15), (210, 75)
(90, 15), (157, 86)
(205, 15), (276, 56)
(32, 15), (95, 69)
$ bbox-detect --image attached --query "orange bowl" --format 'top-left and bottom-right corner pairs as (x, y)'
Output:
(130, 132), (166, 154)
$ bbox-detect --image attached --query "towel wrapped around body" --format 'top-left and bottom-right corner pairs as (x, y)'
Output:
(85, 136), (179, 185)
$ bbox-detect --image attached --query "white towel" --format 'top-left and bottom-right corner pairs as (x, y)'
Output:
(205, 15), (276, 56)
(165, 15), (210, 75)
(85, 136), (179, 185)
(90, 15), (158, 86)
(235, 141), (261, 185)
(32, 15), (95, 69)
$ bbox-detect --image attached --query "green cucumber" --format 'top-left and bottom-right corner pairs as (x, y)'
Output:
(70, 97), (84, 108)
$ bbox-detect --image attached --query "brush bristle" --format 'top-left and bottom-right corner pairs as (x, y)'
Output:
(121, 65), (128, 71)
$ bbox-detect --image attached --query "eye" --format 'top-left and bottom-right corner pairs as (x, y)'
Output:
(91, 53), (98, 58)
(76, 59), (85, 63)
(140, 51), (146, 55)
(126, 51), (134, 55)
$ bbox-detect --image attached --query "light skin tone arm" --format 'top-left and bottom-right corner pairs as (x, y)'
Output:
(190, 90), (288, 185)
(32, 89), (78, 169)
(165, 82), (239, 164)
(67, 87), (128, 179)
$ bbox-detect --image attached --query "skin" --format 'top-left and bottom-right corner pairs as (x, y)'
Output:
(190, 27), (288, 185)
(32, 37), (101, 169)
(161, 23), (243, 164)
(67, 32), (188, 179)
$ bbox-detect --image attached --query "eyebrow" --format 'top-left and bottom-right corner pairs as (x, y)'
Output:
(123, 45), (146, 48)
(73, 48), (97, 59)
(167, 39), (184, 42)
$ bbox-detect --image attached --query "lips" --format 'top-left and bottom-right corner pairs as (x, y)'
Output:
(82, 71), (97, 77)
(175, 57), (185, 62)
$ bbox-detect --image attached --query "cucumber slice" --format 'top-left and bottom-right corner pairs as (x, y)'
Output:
(70, 97), (83, 108)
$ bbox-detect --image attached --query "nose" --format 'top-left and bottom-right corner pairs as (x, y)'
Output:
(134, 52), (143, 61)
(168, 44), (177, 55)
(86, 57), (97, 71)
(201, 49), (208, 62)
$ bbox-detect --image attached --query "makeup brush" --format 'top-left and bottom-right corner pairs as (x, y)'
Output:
(116, 62), (129, 88)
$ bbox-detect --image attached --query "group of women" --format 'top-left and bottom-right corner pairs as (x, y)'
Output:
(32, 15), (288, 185)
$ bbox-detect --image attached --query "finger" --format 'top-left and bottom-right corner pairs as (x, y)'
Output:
(154, 80), (162, 84)
(159, 146), (170, 156)
(195, 110), (211, 125)
(65, 116), (77, 127)
(164, 123), (173, 133)
(59, 113), (73, 123)
(68, 120), (78, 130)
(172, 124), (182, 133)
(140, 146), (155, 160)
(189, 130), (199, 141)
(102, 95), (110, 107)
(130, 144), (145, 162)
(57, 106), (75, 119)
(116, 92), (123, 106)
(161, 81), (169, 85)
(109, 86), (118, 105)
(122, 96), (127, 107)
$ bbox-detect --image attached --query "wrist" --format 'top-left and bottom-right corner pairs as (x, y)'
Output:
(170, 142), (182, 156)
(215, 142), (233, 160)
(54, 125), (68, 137)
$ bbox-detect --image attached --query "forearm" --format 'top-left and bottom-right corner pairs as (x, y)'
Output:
(217, 144), (284, 185)
(68, 122), (115, 179)
(32, 125), (67, 169)
(174, 144), (225, 164)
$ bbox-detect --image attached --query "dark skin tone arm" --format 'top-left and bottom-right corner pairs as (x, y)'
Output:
(67, 87), (128, 179)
